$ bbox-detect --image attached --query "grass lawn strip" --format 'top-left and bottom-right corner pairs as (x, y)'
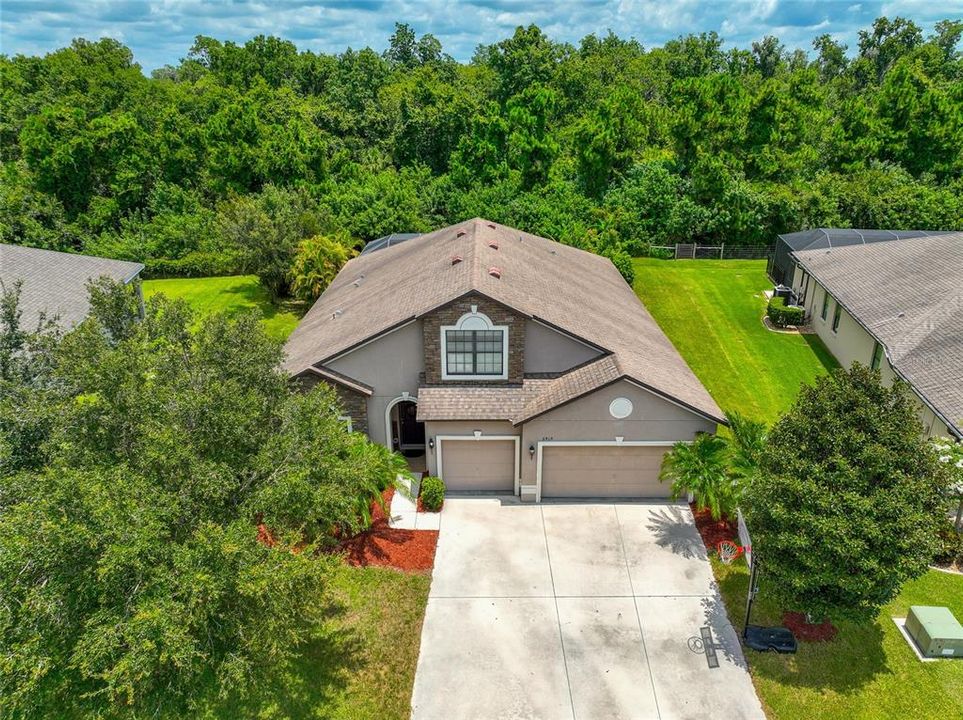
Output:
(143, 275), (302, 342)
(195, 564), (430, 720)
(632, 258), (837, 421)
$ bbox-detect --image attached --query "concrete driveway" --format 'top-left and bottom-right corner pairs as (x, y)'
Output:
(411, 498), (765, 720)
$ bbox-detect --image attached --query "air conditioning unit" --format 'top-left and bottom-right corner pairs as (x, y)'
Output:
(905, 606), (963, 658)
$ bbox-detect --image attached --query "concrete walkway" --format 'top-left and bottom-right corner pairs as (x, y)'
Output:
(389, 474), (441, 530)
(411, 498), (765, 720)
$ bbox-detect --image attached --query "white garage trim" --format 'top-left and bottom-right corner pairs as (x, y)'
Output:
(436, 434), (521, 495)
(535, 440), (681, 502)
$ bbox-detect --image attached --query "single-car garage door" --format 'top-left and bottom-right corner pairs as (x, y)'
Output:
(441, 439), (516, 492)
(541, 445), (671, 498)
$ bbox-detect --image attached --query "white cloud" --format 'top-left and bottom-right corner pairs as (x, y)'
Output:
(1, 0), (960, 71)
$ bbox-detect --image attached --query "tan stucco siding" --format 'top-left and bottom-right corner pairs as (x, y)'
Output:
(523, 319), (602, 374)
(326, 321), (424, 445)
(519, 380), (716, 485)
(423, 420), (519, 476)
(798, 274), (951, 439)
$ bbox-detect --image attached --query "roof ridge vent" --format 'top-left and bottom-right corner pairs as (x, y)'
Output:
(488, 266), (501, 278)
(451, 255), (463, 265)
(456, 230), (467, 238)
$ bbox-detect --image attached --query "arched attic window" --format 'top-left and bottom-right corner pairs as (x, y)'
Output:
(440, 306), (508, 380)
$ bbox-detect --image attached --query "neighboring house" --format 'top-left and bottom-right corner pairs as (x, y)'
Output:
(0, 244), (145, 330)
(782, 231), (962, 440)
(769, 228), (952, 287)
(283, 218), (724, 502)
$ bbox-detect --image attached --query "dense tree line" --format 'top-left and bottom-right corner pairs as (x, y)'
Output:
(1, 18), (962, 291)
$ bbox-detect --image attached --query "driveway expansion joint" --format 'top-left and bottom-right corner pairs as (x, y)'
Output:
(540, 504), (578, 720)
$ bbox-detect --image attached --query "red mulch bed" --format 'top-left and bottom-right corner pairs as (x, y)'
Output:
(336, 488), (439, 572)
(782, 612), (839, 642)
(690, 503), (739, 551)
(691, 504), (841, 643)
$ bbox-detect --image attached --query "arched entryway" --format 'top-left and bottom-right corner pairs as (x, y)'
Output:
(385, 395), (426, 471)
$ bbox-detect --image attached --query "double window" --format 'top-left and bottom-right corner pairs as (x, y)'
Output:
(820, 291), (830, 321)
(831, 302), (842, 333)
(445, 329), (504, 376)
(441, 309), (508, 380)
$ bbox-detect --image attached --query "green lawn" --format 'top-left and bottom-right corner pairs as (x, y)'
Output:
(143, 275), (302, 342)
(197, 565), (430, 720)
(632, 258), (838, 421)
(715, 559), (963, 720)
(632, 258), (962, 719)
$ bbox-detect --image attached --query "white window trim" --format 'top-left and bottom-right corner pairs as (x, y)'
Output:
(440, 310), (509, 381)
(534, 439), (684, 503)
(435, 434), (521, 496)
(338, 415), (353, 432)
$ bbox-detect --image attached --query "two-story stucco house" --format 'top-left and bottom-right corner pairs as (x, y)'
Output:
(780, 230), (962, 440)
(283, 218), (724, 501)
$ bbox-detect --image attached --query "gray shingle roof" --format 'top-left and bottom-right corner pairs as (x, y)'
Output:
(0, 244), (143, 330)
(284, 218), (724, 424)
(793, 232), (963, 437)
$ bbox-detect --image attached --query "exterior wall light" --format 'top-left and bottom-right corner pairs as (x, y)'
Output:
(529, 444), (536, 459)
(428, 437), (435, 450)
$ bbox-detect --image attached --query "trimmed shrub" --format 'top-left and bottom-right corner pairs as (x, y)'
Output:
(767, 296), (805, 327)
(420, 476), (445, 512)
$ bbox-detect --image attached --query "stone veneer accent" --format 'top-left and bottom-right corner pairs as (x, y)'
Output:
(293, 372), (369, 435)
(422, 293), (525, 385)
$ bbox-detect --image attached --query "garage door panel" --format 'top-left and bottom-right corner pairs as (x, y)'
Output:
(442, 439), (515, 492)
(541, 446), (670, 498)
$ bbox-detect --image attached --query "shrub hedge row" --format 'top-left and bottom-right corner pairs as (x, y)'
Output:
(767, 296), (806, 328)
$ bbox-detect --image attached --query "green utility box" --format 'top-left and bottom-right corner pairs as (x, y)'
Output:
(905, 606), (963, 658)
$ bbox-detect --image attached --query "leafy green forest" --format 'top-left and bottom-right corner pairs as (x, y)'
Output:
(2, 17), (962, 296)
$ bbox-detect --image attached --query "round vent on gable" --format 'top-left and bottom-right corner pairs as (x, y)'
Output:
(609, 397), (633, 419)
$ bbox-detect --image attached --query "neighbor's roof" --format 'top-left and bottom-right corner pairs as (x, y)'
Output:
(778, 228), (950, 253)
(0, 244), (144, 330)
(793, 232), (963, 437)
(284, 218), (725, 424)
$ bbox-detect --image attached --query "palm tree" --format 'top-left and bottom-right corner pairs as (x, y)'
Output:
(726, 410), (768, 482)
(659, 433), (735, 520)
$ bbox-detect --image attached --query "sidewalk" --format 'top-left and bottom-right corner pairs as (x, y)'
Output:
(388, 473), (441, 530)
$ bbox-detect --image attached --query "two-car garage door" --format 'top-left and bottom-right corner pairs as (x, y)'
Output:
(540, 445), (671, 499)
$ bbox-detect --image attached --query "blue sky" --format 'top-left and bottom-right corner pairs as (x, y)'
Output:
(1, 1), (960, 71)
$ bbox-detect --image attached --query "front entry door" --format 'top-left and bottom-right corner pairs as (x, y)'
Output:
(398, 401), (425, 451)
